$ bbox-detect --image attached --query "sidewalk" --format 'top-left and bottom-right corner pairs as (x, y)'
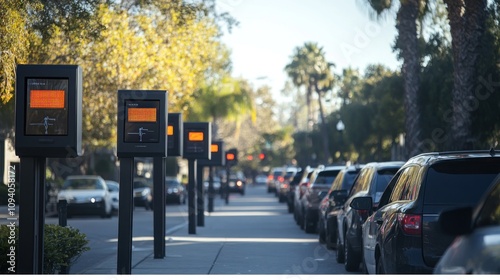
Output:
(82, 185), (332, 275)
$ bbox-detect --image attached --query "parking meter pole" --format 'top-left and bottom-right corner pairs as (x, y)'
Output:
(18, 157), (45, 274)
(225, 165), (230, 205)
(37, 160), (46, 273)
(188, 159), (197, 234)
(208, 167), (214, 213)
(117, 157), (134, 274)
(196, 164), (205, 226)
(153, 156), (166, 258)
(58, 199), (68, 227)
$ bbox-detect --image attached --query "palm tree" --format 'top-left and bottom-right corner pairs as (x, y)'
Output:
(190, 76), (255, 141)
(443, 0), (487, 149)
(364, 0), (426, 157)
(285, 42), (334, 163)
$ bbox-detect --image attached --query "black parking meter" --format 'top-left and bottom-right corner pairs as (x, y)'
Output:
(198, 141), (225, 213)
(15, 65), (82, 157)
(116, 90), (167, 273)
(167, 113), (183, 157)
(183, 122), (211, 234)
(15, 64), (83, 274)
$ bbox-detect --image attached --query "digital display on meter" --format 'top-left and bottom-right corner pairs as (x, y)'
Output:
(124, 100), (160, 143)
(25, 78), (69, 136)
(188, 132), (204, 142)
(211, 144), (219, 153)
(167, 125), (174, 136)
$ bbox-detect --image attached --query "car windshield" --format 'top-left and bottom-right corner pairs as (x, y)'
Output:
(314, 170), (340, 185)
(62, 179), (100, 190)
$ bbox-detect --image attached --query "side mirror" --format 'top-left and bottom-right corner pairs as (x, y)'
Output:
(350, 196), (372, 211)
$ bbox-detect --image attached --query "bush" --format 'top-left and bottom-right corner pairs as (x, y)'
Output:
(0, 224), (89, 274)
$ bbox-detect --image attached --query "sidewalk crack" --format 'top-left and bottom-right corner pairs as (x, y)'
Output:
(208, 241), (225, 274)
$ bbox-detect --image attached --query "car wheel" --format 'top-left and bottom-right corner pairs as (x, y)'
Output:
(336, 235), (345, 263)
(304, 213), (316, 234)
(376, 255), (385, 274)
(318, 221), (326, 244)
(344, 235), (360, 272)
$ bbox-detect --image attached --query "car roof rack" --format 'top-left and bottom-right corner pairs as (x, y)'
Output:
(434, 150), (500, 156)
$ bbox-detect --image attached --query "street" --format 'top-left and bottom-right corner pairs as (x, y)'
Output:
(25, 183), (357, 274)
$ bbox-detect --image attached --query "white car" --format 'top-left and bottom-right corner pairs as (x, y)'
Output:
(105, 180), (120, 211)
(58, 175), (113, 218)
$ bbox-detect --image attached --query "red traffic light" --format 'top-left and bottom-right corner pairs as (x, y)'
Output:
(259, 153), (265, 160)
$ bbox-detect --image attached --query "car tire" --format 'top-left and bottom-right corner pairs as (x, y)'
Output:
(304, 213), (316, 234)
(336, 235), (345, 263)
(376, 255), (385, 274)
(344, 235), (360, 272)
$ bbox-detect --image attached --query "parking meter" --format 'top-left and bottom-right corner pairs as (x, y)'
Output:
(167, 113), (183, 157)
(117, 90), (167, 157)
(15, 64), (82, 157)
(198, 140), (225, 166)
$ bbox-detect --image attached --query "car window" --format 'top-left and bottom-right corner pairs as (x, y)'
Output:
(342, 171), (360, 190)
(475, 175), (500, 227)
(399, 166), (421, 201)
(106, 182), (119, 192)
(379, 171), (402, 208)
(96, 179), (105, 190)
(389, 166), (413, 202)
(62, 178), (98, 190)
(424, 159), (500, 205)
(330, 171), (344, 191)
(373, 168), (400, 203)
(314, 170), (340, 185)
(350, 167), (371, 195)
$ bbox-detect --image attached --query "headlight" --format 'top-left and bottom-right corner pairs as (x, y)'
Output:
(90, 197), (103, 203)
(141, 189), (149, 196)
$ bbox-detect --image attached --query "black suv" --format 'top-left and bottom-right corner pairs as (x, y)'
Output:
(336, 161), (404, 271)
(352, 150), (500, 274)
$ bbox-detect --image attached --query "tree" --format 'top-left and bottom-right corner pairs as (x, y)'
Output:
(443, 0), (488, 149)
(364, 0), (427, 157)
(284, 42), (335, 163)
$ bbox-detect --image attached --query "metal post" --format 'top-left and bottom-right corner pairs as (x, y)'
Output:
(117, 157), (134, 274)
(188, 159), (196, 234)
(37, 158), (46, 274)
(207, 167), (214, 213)
(19, 157), (45, 274)
(225, 165), (230, 205)
(196, 164), (204, 226)
(153, 156), (166, 258)
(58, 199), (68, 227)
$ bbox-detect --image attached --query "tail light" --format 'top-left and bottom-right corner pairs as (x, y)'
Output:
(268, 175), (273, 181)
(278, 176), (284, 183)
(282, 183), (289, 189)
(397, 213), (421, 235)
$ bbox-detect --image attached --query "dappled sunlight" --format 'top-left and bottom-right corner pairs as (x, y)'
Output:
(108, 236), (317, 243)
(205, 211), (283, 217)
(213, 205), (287, 211)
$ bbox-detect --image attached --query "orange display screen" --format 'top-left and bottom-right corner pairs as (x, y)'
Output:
(226, 153), (235, 160)
(188, 132), (204, 142)
(167, 125), (174, 136)
(211, 144), (219, 152)
(30, 90), (65, 109)
(128, 108), (157, 122)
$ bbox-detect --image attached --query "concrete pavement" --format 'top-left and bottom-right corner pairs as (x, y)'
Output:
(80, 184), (347, 275)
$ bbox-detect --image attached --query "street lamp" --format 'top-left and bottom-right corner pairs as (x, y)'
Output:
(336, 120), (345, 163)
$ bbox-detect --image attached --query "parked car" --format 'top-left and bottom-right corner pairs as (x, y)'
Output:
(254, 174), (268, 185)
(58, 175), (113, 218)
(286, 168), (308, 213)
(336, 161), (404, 272)
(105, 180), (120, 212)
(352, 150), (500, 274)
(277, 167), (300, 203)
(293, 167), (315, 224)
(165, 176), (186, 204)
(267, 167), (284, 193)
(133, 177), (153, 210)
(317, 165), (363, 250)
(434, 173), (500, 274)
(299, 165), (345, 233)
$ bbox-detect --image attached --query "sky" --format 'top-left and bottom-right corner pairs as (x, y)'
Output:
(217, 0), (402, 102)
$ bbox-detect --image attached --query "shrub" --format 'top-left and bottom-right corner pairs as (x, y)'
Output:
(0, 224), (90, 274)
